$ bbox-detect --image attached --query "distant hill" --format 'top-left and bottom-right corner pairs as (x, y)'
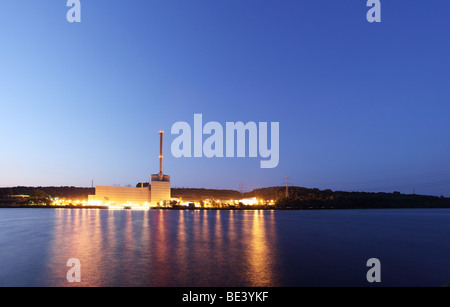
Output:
(254, 186), (450, 209)
(1, 186), (449, 209)
(0, 186), (95, 200)
(171, 188), (241, 201)
(0, 186), (242, 201)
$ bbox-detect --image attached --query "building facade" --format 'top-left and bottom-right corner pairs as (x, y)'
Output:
(88, 131), (171, 206)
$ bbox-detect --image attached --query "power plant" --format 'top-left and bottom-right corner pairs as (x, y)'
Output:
(88, 131), (171, 207)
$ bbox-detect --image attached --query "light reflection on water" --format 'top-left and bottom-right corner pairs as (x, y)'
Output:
(1, 208), (450, 287)
(43, 209), (280, 287)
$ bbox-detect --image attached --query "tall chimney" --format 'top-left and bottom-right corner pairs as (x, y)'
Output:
(159, 131), (164, 175)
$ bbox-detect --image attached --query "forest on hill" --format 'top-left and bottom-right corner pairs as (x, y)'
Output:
(0, 186), (449, 209)
(249, 186), (450, 209)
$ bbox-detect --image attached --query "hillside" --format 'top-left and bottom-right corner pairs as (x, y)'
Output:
(1, 186), (449, 209)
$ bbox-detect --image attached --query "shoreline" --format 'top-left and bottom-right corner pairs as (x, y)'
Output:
(1, 205), (450, 210)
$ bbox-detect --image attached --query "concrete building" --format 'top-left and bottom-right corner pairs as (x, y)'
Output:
(88, 131), (171, 206)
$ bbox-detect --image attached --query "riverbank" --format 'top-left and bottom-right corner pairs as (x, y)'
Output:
(1, 204), (450, 210)
(1, 186), (450, 210)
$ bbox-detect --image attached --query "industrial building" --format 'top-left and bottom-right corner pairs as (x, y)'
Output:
(88, 131), (171, 207)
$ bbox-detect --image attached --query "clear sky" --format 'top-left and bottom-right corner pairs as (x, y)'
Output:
(0, 1), (449, 196)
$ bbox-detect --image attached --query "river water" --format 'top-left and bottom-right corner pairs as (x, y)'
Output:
(0, 208), (449, 287)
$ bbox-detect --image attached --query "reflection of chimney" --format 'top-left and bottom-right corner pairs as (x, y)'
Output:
(159, 131), (164, 180)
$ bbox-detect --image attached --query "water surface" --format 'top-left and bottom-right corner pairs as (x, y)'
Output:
(0, 209), (449, 287)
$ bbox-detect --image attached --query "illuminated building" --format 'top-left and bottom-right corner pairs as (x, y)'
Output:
(88, 131), (171, 207)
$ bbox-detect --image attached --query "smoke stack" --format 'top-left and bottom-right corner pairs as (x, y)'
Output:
(159, 131), (164, 175)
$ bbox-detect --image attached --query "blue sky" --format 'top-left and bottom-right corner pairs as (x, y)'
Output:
(0, 1), (449, 196)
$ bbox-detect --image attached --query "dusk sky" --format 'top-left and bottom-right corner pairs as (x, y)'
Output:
(1, 1), (449, 196)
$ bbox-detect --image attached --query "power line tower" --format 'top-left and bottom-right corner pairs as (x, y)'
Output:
(239, 183), (247, 195)
(285, 176), (289, 198)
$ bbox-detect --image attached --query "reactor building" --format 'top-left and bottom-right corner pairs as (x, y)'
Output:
(88, 131), (171, 207)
